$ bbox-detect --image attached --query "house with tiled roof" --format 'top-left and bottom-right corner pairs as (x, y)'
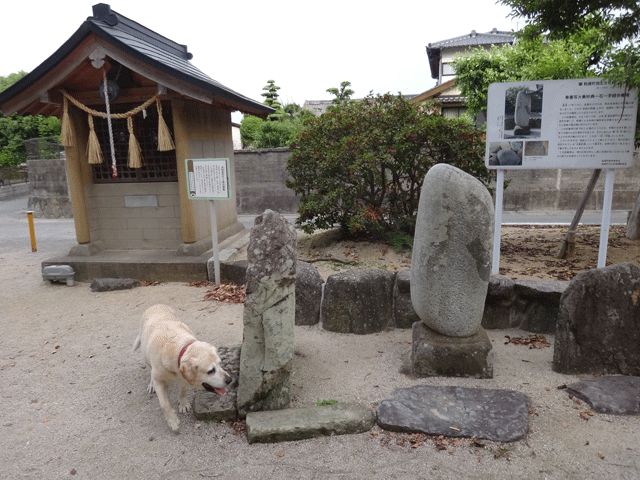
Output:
(412, 29), (515, 119)
(0, 3), (273, 281)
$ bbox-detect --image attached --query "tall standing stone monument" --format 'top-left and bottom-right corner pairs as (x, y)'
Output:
(513, 90), (532, 135)
(410, 163), (494, 378)
(237, 210), (297, 417)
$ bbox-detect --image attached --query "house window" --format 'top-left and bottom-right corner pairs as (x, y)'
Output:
(91, 101), (178, 183)
(442, 63), (456, 76)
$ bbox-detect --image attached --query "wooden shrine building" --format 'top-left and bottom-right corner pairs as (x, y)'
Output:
(0, 4), (272, 280)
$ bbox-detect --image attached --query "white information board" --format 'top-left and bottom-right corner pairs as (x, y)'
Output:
(486, 79), (638, 169)
(185, 158), (231, 200)
(184, 158), (232, 285)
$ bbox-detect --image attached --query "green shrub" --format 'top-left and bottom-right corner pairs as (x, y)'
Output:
(286, 93), (491, 237)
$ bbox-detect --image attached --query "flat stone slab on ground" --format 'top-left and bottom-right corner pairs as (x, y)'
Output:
(566, 376), (640, 415)
(377, 385), (530, 442)
(245, 403), (375, 444)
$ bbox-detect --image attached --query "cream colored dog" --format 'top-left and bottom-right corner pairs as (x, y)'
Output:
(133, 304), (232, 431)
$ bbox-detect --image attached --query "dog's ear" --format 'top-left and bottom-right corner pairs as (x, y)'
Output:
(179, 360), (197, 386)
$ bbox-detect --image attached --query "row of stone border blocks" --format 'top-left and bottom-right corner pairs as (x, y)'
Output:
(221, 260), (567, 335)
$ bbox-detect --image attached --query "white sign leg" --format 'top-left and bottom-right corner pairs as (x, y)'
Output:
(208, 200), (221, 284)
(492, 169), (504, 275)
(597, 168), (615, 268)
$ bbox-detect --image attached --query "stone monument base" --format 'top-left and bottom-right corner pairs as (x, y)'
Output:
(412, 322), (494, 378)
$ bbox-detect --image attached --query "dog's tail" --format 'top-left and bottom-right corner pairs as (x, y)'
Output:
(132, 335), (141, 352)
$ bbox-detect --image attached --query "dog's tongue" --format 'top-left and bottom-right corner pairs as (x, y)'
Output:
(214, 387), (226, 395)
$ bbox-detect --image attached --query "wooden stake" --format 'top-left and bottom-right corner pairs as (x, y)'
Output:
(557, 169), (601, 259)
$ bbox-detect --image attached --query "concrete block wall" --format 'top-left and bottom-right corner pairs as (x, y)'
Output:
(85, 182), (182, 250)
(0, 182), (29, 200)
(502, 160), (640, 211)
(234, 148), (300, 214)
(235, 148), (640, 214)
(26, 159), (72, 218)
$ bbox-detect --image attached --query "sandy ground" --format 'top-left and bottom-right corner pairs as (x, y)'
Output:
(1, 224), (640, 479)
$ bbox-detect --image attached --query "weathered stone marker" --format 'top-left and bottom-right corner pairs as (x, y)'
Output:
(237, 210), (297, 417)
(553, 262), (640, 375)
(411, 163), (494, 337)
(410, 163), (494, 377)
(513, 89), (531, 135)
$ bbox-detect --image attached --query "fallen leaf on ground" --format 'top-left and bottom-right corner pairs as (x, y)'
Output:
(504, 334), (550, 349)
(203, 283), (245, 303)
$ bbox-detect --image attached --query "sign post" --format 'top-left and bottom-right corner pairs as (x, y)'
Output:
(485, 79), (638, 275)
(185, 158), (232, 284)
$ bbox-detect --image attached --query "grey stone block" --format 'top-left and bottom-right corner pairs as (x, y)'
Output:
(393, 269), (420, 329)
(566, 376), (640, 415)
(554, 263), (640, 375)
(246, 403), (375, 444)
(322, 268), (396, 334)
(411, 322), (494, 378)
(377, 385), (530, 442)
(295, 261), (323, 326)
(90, 277), (139, 292)
(220, 260), (247, 285)
(482, 276), (518, 329)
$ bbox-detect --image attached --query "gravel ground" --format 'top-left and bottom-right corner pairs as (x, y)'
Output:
(2, 242), (640, 480)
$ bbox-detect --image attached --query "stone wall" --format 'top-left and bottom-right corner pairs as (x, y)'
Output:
(221, 260), (566, 335)
(27, 158), (72, 218)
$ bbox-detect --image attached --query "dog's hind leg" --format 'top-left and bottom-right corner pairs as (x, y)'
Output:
(178, 385), (191, 413)
(154, 379), (179, 431)
(147, 377), (155, 394)
(132, 335), (141, 352)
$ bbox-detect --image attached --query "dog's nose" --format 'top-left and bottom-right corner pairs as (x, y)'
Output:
(225, 376), (233, 385)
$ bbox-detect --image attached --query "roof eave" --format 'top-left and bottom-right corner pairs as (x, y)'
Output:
(86, 23), (273, 117)
(0, 22), (93, 111)
(0, 20), (273, 119)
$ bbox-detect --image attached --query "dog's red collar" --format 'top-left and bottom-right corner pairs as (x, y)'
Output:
(178, 341), (195, 368)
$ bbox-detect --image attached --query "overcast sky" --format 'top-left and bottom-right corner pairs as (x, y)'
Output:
(2, 0), (521, 117)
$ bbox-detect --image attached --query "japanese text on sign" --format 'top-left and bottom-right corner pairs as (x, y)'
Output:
(485, 79), (638, 169)
(185, 158), (231, 200)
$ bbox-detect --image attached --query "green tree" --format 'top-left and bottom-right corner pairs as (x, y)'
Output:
(498, 0), (640, 237)
(240, 80), (313, 149)
(453, 28), (605, 118)
(500, 0), (639, 46)
(0, 71), (61, 166)
(286, 93), (490, 237)
(326, 81), (355, 107)
(499, 0), (639, 145)
(0, 71), (28, 92)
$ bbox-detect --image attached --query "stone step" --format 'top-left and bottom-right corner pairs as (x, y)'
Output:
(245, 403), (375, 444)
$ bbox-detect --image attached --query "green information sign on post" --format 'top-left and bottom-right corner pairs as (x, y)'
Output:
(185, 158), (232, 284)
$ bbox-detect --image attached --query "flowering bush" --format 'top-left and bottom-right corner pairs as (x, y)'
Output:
(286, 93), (491, 236)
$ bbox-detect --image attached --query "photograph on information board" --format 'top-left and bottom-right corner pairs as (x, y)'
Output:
(485, 79), (638, 170)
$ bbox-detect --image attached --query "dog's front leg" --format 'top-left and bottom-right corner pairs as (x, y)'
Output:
(154, 379), (180, 431)
(178, 385), (191, 414)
